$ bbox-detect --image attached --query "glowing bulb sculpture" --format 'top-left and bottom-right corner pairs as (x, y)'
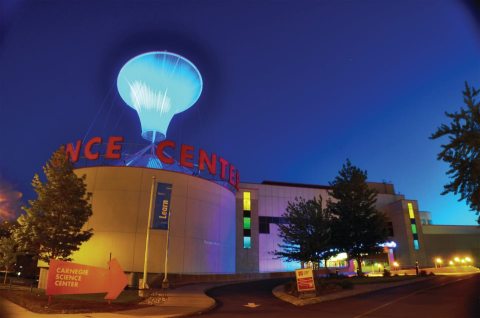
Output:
(117, 52), (203, 142)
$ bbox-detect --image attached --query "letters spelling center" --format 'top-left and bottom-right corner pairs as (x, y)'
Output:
(65, 136), (240, 190)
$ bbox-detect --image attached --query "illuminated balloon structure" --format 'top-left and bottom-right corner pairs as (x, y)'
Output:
(117, 51), (203, 142)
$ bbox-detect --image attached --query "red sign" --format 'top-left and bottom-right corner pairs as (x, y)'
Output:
(295, 268), (316, 292)
(46, 259), (128, 300)
(66, 136), (240, 190)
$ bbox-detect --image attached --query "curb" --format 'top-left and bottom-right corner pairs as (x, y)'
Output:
(272, 277), (432, 306)
(157, 279), (264, 318)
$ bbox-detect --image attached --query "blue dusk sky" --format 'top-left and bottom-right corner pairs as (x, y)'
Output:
(0, 0), (479, 225)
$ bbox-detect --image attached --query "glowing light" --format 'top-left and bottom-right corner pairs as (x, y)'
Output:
(407, 202), (415, 219)
(449, 260), (454, 265)
(465, 257), (472, 262)
(435, 258), (443, 264)
(243, 217), (251, 229)
(380, 241), (397, 248)
(454, 257), (460, 262)
(413, 240), (420, 250)
(117, 52), (203, 142)
(243, 192), (251, 211)
(393, 261), (399, 267)
(461, 259), (466, 264)
(243, 237), (251, 249)
(329, 252), (348, 261)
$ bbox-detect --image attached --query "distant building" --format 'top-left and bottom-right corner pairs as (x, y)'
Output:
(420, 211), (432, 225)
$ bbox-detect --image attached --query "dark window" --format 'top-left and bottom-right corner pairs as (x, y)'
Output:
(410, 218), (416, 225)
(259, 216), (270, 234)
(387, 222), (394, 237)
(243, 210), (251, 218)
(412, 233), (419, 240)
(270, 216), (289, 224)
(243, 229), (251, 236)
(259, 216), (289, 234)
(259, 222), (269, 234)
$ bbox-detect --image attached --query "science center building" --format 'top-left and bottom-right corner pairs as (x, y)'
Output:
(69, 166), (479, 276)
(61, 51), (478, 280)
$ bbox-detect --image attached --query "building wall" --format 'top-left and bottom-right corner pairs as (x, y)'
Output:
(419, 211), (432, 225)
(237, 181), (421, 272)
(235, 188), (259, 272)
(422, 225), (480, 267)
(381, 200), (427, 267)
(72, 166), (236, 274)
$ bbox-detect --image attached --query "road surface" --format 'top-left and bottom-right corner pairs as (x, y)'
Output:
(205, 274), (480, 317)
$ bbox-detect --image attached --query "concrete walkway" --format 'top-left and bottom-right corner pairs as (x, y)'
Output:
(1, 283), (218, 318)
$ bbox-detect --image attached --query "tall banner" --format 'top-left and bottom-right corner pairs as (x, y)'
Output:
(152, 182), (173, 230)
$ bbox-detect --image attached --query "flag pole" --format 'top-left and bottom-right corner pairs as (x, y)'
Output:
(162, 206), (172, 289)
(142, 176), (156, 290)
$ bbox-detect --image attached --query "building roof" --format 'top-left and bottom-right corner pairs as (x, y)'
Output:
(261, 180), (331, 190)
(260, 180), (395, 195)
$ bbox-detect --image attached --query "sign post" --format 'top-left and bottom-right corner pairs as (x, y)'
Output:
(295, 268), (316, 294)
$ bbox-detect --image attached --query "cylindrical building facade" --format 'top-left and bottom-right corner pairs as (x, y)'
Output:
(71, 166), (236, 274)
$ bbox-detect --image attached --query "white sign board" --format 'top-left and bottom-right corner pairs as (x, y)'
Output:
(295, 268), (316, 292)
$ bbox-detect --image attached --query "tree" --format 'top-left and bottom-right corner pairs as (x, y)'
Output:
(327, 159), (389, 275)
(14, 146), (93, 263)
(0, 237), (16, 284)
(0, 220), (13, 238)
(430, 82), (480, 224)
(274, 196), (335, 267)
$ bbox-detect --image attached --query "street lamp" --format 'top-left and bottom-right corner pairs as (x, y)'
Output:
(393, 261), (399, 270)
(435, 258), (443, 268)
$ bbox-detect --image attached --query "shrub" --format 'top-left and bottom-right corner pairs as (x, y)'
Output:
(419, 270), (428, 277)
(428, 272), (435, 276)
(383, 269), (391, 277)
(284, 280), (297, 295)
(338, 280), (354, 290)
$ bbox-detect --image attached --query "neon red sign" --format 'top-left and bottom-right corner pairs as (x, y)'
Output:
(66, 136), (240, 190)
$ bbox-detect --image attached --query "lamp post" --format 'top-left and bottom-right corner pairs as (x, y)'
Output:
(393, 261), (399, 271)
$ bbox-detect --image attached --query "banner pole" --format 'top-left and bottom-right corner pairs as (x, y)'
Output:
(162, 206), (172, 289)
(142, 176), (156, 290)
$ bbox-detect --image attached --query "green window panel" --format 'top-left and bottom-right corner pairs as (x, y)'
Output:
(411, 224), (417, 234)
(243, 217), (251, 229)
